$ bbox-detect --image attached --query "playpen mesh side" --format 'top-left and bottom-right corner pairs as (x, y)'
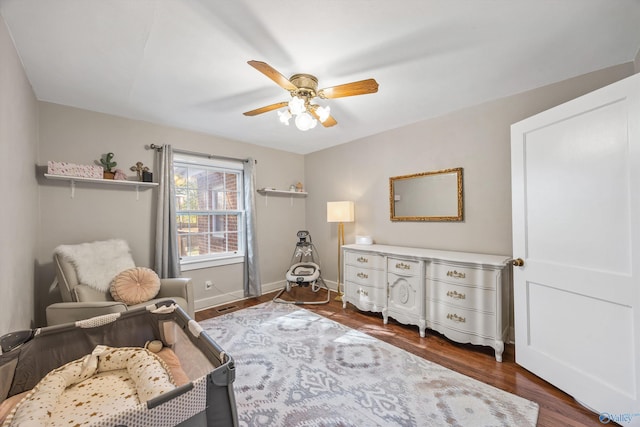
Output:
(91, 376), (208, 427)
(159, 319), (216, 380)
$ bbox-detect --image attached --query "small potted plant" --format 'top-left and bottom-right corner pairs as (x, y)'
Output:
(99, 152), (117, 179)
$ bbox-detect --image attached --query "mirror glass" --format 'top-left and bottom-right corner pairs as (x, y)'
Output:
(390, 168), (463, 221)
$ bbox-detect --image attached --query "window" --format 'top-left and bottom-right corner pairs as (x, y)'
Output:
(173, 154), (244, 269)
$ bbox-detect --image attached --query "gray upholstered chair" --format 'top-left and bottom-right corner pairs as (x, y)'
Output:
(45, 239), (194, 325)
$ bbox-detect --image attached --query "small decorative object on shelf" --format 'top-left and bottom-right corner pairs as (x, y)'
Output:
(296, 182), (304, 192)
(99, 152), (117, 179)
(47, 161), (102, 179)
(289, 184), (296, 192)
(130, 161), (150, 182)
(113, 169), (128, 180)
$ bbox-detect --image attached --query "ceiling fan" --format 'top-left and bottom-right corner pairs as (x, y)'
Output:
(243, 60), (379, 131)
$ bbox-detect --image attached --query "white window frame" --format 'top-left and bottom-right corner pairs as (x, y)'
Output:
(173, 154), (245, 270)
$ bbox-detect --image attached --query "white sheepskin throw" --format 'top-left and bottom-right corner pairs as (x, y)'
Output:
(54, 239), (136, 293)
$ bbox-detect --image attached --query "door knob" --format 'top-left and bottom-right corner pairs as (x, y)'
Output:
(512, 258), (524, 267)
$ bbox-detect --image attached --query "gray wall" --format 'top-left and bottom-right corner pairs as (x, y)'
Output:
(304, 63), (635, 285)
(36, 103), (306, 325)
(0, 15), (39, 333)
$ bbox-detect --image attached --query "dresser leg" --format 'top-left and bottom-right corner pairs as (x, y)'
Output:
(419, 320), (426, 338)
(494, 340), (504, 362)
(382, 308), (388, 324)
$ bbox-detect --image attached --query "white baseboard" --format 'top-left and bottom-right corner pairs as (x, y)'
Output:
(194, 290), (245, 312)
(194, 279), (339, 312)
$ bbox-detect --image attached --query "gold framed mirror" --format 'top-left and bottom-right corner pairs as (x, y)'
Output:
(390, 167), (463, 221)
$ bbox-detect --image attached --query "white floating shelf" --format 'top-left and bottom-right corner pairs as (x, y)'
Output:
(257, 188), (307, 207)
(257, 188), (307, 195)
(44, 173), (158, 199)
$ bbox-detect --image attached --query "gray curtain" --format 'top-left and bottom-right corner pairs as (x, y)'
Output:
(243, 158), (261, 297)
(155, 144), (181, 278)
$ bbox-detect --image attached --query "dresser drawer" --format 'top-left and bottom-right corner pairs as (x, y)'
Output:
(345, 265), (385, 288)
(344, 251), (385, 269)
(427, 280), (495, 313)
(429, 262), (500, 290)
(427, 301), (496, 338)
(344, 282), (386, 311)
(387, 257), (421, 276)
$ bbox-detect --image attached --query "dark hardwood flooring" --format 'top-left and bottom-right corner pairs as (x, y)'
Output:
(196, 287), (611, 427)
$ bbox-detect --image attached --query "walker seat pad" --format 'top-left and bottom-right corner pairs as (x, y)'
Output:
(286, 262), (320, 282)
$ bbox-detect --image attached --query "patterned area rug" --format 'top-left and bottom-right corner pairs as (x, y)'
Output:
(199, 302), (539, 427)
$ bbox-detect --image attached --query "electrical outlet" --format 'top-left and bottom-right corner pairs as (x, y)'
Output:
(204, 280), (213, 290)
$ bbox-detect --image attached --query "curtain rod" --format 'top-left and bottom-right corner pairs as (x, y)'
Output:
(147, 144), (251, 163)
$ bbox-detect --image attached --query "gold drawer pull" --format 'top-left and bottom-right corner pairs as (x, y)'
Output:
(357, 272), (369, 279)
(396, 262), (411, 270)
(356, 257), (369, 263)
(447, 313), (466, 323)
(446, 290), (466, 300)
(356, 289), (369, 297)
(447, 270), (466, 279)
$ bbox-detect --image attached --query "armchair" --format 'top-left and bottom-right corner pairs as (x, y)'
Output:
(45, 239), (194, 325)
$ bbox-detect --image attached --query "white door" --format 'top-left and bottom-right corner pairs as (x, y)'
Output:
(511, 72), (640, 425)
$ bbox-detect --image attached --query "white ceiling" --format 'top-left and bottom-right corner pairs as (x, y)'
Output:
(2, 1), (640, 154)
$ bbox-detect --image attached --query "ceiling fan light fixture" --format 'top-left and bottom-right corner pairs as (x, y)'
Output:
(295, 111), (317, 131)
(244, 61), (378, 131)
(278, 109), (292, 125)
(288, 96), (305, 115)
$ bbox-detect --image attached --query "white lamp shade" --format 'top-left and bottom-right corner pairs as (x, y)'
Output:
(327, 201), (355, 223)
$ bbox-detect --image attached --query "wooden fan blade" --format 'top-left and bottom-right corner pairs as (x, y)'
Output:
(243, 101), (288, 116)
(318, 78), (379, 99)
(248, 60), (298, 91)
(320, 115), (337, 127)
(310, 109), (338, 127)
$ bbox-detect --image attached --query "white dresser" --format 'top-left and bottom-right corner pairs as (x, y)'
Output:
(342, 244), (511, 362)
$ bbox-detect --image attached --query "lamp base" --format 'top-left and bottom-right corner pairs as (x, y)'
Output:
(334, 291), (344, 302)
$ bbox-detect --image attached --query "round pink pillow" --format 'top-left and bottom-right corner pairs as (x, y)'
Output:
(110, 267), (161, 305)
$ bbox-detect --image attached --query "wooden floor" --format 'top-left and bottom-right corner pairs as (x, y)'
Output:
(196, 287), (610, 427)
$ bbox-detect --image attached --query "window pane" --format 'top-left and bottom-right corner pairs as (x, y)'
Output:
(187, 168), (206, 187)
(208, 170), (224, 191)
(227, 215), (238, 232)
(175, 188), (188, 211)
(177, 214), (191, 232)
(174, 167), (188, 188)
(194, 214), (211, 234)
(227, 173), (239, 210)
(178, 233), (194, 257)
(226, 173), (238, 190)
(227, 191), (239, 210)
